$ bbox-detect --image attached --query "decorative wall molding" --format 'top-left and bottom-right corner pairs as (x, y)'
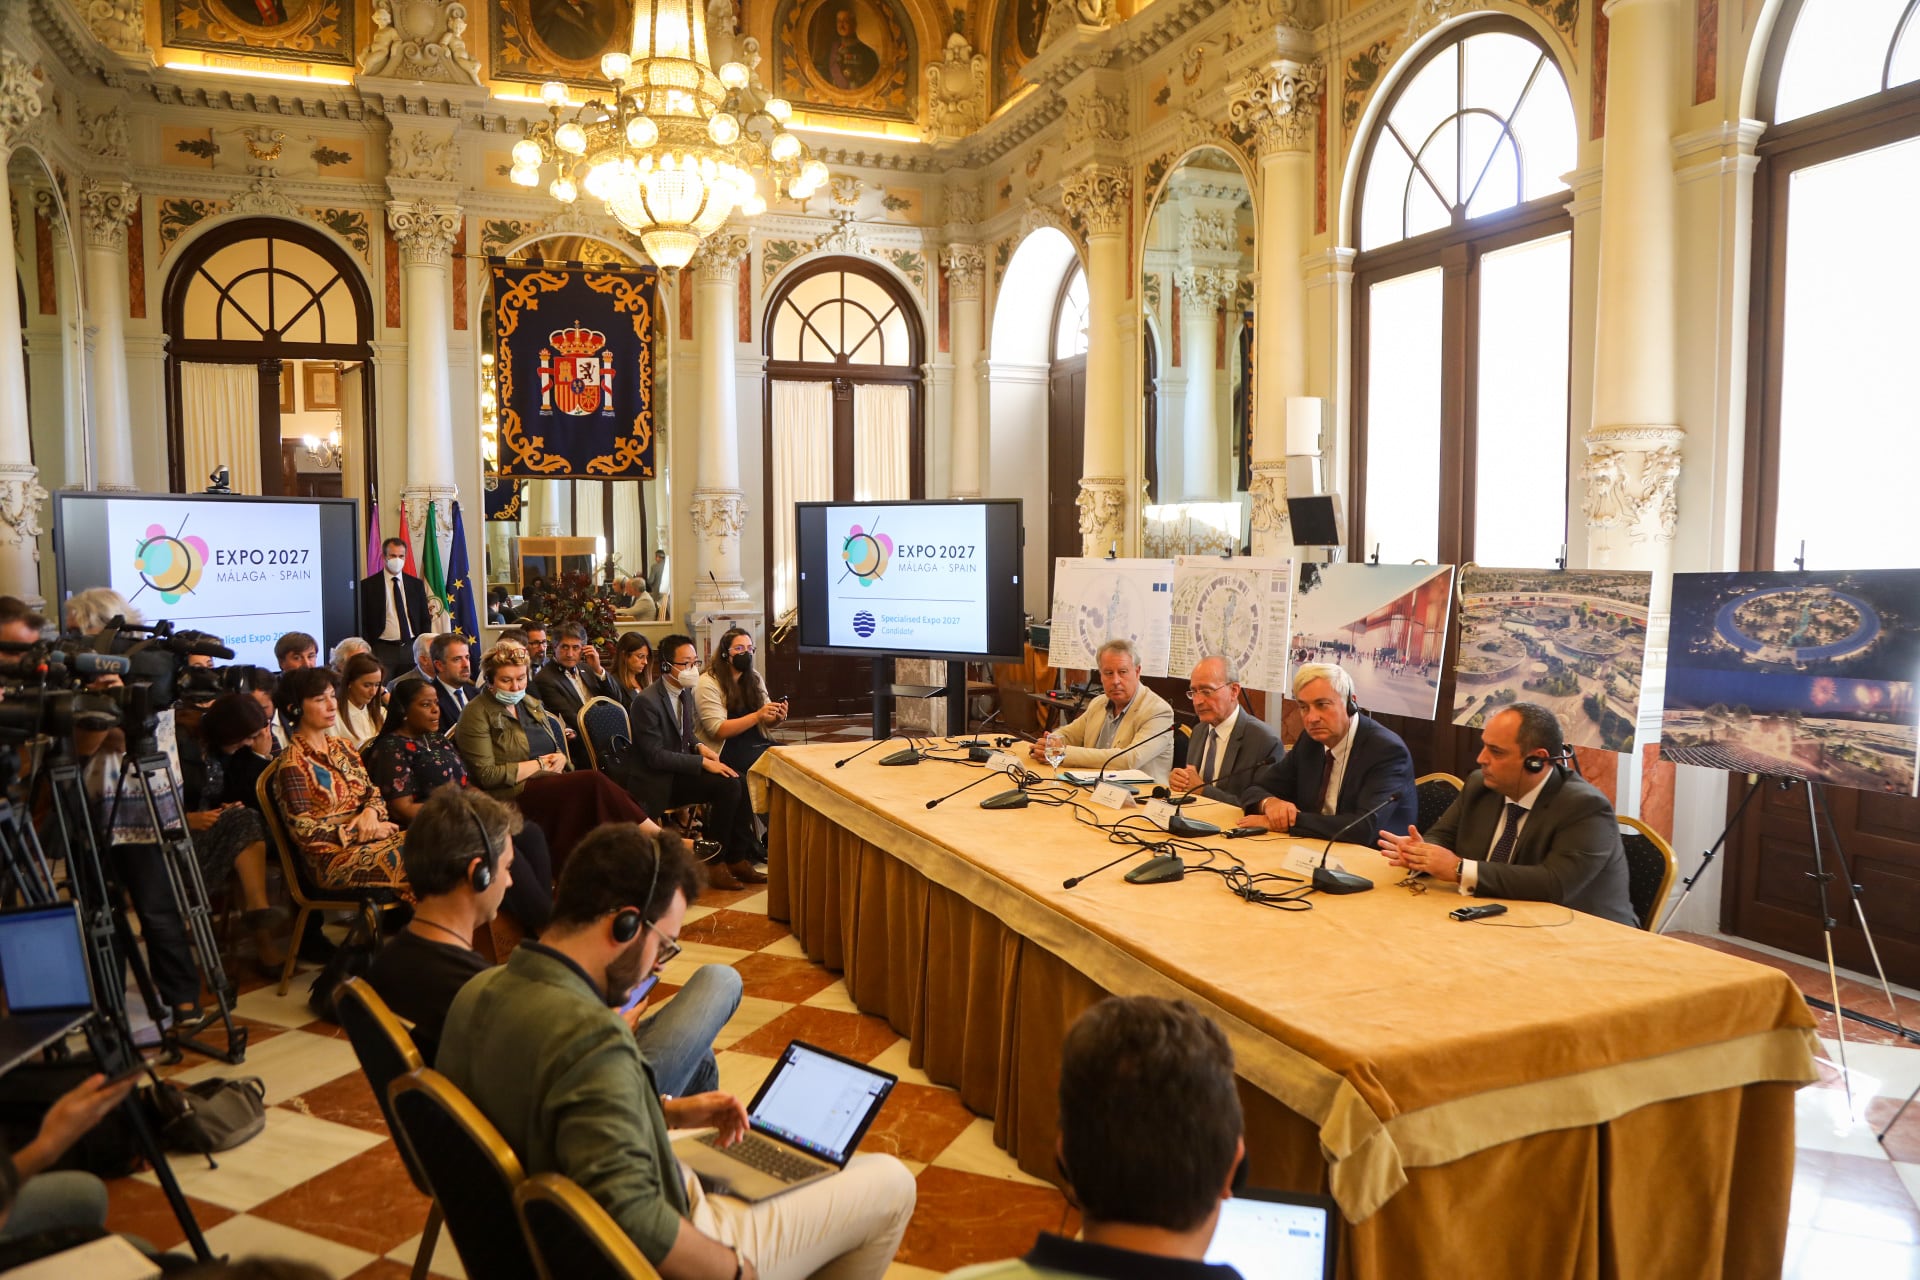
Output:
(360, 0), (483, 86)
(230, 176), (301, 217)
(388, 128), (459, 183)
(77, 104), (130, 161)
(82, 0), (147, 57)
(0, 52), (45, 152)
(1076, 475), (1128, 553)
(1228, 57), (1324, 155)
(689, 490), (750, 540)
(1581, 425), (1684, 548)
(0, 463), (49, 554)
(1247, 458), (1290, 553)
(1064, 87), (1129, 148)
(927, 30), (989, 140)
(942, 243), (985, 300)
(79, 179), (137, 253)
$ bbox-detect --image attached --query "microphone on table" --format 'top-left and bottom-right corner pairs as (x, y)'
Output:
(1311, 794), (1402, 896)
(955, 709), (1005, 754)
(879, 739), (926, 766)
(836, 736), (898, 768)
(1064, 845), (1156, 889)
(927, 764), (1019, 809)
(1144, 754), (1281, 837)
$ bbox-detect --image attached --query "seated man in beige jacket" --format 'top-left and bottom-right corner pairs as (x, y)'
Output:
(1036, 638), (1175, 784)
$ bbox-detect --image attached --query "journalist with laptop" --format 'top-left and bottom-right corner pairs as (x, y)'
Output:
(439, 822), (915, 1280)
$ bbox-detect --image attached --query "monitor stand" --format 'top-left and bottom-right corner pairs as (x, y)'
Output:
(870, 656), (966, 740)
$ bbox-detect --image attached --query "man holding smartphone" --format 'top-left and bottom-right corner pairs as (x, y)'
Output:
(366, 785), (743, 1090)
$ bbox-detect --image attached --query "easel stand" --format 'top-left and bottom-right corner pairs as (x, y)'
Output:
(1656, 773), (1771, 935)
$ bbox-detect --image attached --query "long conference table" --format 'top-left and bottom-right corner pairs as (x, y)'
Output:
(757, 742), (1818, 1279)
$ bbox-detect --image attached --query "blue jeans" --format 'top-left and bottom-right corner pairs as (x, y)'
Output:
(0, 1171), (108, 1240)
(635, 963), (742, 1096)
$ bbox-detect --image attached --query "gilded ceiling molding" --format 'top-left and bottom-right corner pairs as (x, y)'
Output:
(0, 52), (45, 152)
(927, 28), (988, 139)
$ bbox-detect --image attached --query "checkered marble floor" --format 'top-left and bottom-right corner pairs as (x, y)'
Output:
(101, 903), (1920, 1277)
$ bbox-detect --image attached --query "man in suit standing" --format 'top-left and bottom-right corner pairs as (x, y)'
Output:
(629, 634), (766, 889)
(429, 633), (475, 735)
(1379, 702), (1636, 926)
(531, 623), (614, 767)
(1037, 639), (1175, 784)
(1167, 655), (1281, 803)
(1236, 662), (1417, 845)
(361, 538), (431, 679)
(644, 549), (667, 600)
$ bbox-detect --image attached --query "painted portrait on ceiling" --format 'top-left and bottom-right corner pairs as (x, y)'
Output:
(532, 0), (621, 62)
(494, 0), (636, 87)
(992, 0), (1042, 111)
(775, 0), (916, 122)
(162, 0), (354, 64)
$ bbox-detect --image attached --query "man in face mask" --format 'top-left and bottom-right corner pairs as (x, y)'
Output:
(360, 537), (432, 680)
(627, 635), (767, 889)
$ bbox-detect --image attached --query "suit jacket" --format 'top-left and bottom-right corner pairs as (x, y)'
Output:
(1426, 769), (1637, 927)
(532, 663), (616, 766)
(360, 571), (432, 644)
(433, 679), (475, 738)
(1239, 714), (1417, 846)
(1184, 711), (1283, 804)
(628, 678), (707, 815)
(1052, 685), (1175, 784)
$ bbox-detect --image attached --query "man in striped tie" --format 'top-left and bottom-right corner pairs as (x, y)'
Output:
(1378, 702), (1636, 926)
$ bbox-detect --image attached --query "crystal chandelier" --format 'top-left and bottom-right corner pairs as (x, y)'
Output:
(511, 0), (828, 269)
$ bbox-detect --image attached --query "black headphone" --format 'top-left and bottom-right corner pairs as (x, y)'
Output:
(1524, 745), (1571, 774)
(610, 842), (665, 944)
(1345, 689), (1359, 717)
(461, 801), (500, 892)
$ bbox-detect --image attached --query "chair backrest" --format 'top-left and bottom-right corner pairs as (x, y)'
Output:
(257, 755), (328, 907)
(388, 1069), (538, 1280)
(333, 978), (431, 1195)
(1413, 772), (1464, 832)
(578, 697), (631, 772)
(1618, 816), (1677, 931)
(515, 1172), (661, 1280)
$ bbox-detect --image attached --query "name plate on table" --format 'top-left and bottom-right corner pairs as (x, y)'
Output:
(1283, 846), (1347, 876)
(1090, 781), (1137, 811)
(1142, 798), (1176, 827)
(987, 751), (1020, 774)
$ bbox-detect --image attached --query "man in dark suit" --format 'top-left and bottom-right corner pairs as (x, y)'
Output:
(531, 623), (614, 767)
(429, 633), (475, 735)
(629, 634), (766, 889)
(1379, 702), (1636, 926)
(361, 538), (431, 679)
(1236, 662), (1417, 845)
(1167, 655), (1281, 804)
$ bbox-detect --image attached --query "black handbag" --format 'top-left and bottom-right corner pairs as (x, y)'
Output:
(145, 1076), (266, 1159)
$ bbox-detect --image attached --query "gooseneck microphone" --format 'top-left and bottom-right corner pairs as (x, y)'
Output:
(955, 709), (1005, 751)
(1155, 754), (1277, 807)
(1064, 846), (1155, 890)
(836, 736), (897, 768)
(927, 766), (1017, 809)
(1311, 793), (1402, 896)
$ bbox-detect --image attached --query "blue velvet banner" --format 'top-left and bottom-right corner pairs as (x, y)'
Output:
(491, 261), (658, 479)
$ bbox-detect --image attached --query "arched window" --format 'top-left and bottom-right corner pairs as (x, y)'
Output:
(763, 259), (925, 620)
(1751, 0), (1920, 572)
(163, 218), (374, 502)
(1053, 263), (1088, 359)
(1351, 20), (1575, 570)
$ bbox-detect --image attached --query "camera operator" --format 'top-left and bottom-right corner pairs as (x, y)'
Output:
(0, 597), (42, 649)
(176, 690), (287, 973)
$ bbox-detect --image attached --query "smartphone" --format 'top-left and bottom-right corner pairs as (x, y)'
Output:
(619, 973), (661, 1016)
(106, 1060), (151, 1087)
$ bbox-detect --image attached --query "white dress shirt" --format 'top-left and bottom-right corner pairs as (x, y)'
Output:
(1198, 706), (1239, 782)
(1460, 770), (1551, 894)
(1317, 713), (1361, 816)
(379, 572), (411, 643)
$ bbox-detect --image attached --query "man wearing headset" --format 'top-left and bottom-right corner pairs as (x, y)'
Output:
(1234, 662), (1416, 845)
(439, 823), (916, 1280)
(1378, 702), (1636, 925)
(367, 786), (743, 1089)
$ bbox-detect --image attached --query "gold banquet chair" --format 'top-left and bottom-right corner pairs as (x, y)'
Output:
(332, 979), (442, 1280)
(387, 1069), (538, 1280)
(515, 1172), (662, 1280)
(1619, 816), (1678, 932)
(256, 757), (389, 996)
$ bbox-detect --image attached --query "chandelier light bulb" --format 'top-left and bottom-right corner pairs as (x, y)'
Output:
(766, 97), (792, 122)
(511, 163), (541, 187)
(556, 122), (588, 155)
(740, 192), (767, 216)
(801, 159), (829, 188)
(512, 138), (542, 167)
(770, 130), (801, 162)
(627, 115), (659, 147)
(601, 51), (633, 81)
(708, 112), (740, 145)
(718, 62), (750, 90)
(539, 81), (569, 106)
(550, 176), (578, 203)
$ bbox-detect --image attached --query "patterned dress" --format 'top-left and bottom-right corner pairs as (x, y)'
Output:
(270, 734), (408, 891)
(362, 731), (470, 809)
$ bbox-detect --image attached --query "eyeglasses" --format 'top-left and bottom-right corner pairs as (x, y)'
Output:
(644, 920), (682, 968)
(668, 657), (700, 670)
(1184, 683), (1231, 700)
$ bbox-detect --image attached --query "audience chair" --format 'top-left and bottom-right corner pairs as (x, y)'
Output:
(1413, 772), (1465, 832)
(256, 758), (388, 996)
(578, 696), (632, 773)
(334, 979), (441, 1280)
(387, 1069), (538, 1280)
(1619, 816), (1678, 931)
(515, 1172), (662, 1280)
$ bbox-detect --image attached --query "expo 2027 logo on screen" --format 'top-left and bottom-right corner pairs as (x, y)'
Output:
(130, 521), (208, 606)
(840, 522), (892, 587)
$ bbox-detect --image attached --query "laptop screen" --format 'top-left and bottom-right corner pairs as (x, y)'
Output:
(0, 904), (94, 1015)
(746, 1041), (896, 1166)
(1204, 1190), (1337, 1280)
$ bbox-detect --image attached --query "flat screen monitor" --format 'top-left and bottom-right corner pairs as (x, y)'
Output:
(794, 500), (1025, 663)
(1286, 495), (1346, 548)
(53, 491), (362, 670)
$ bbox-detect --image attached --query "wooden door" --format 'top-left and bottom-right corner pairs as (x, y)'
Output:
(1047, 354), (1087, 597)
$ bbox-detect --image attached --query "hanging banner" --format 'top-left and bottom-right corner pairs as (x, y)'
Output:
(484, 470), (524, 522)
(491, 260), (658, 479)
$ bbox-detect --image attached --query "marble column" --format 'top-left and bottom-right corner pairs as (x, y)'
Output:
(1062, 165), (1131, 555)
(79, 179), (137, 491)
(942, 243), (986, 499)
(0, 53), (48, 606)
(1584, 0), (1683, 567)
(386, 200), (463, 564)
(1175, 265), (1234, 500)
(1232, 55), (1324, 546)
(688, 232), (752, 615)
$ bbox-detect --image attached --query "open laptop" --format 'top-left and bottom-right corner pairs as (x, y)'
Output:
(0, 902), (97, 1075)
(1204, 1189), (1339, 1280)
(674, 1040), (896, 1202)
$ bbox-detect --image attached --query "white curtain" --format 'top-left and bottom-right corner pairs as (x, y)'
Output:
(771, 379), (834, 619)
(613, 482), (646, 579)
(576, 480), (605, 550)
(853, 383), (910, 501)
(179, 363), (261, 494)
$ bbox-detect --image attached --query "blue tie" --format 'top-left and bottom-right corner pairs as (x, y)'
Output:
(1489, 803), (1525, 864)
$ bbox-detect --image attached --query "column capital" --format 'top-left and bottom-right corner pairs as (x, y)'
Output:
(1247, 459), (1291, 545)
(1581, 425), (1684, 548)
(0, 461), (48, 553)
(0, 52), (44, 152)
(689, 232), (751, 283)
(689, 489), (749, 540)
(79, 179), (138, 253)
(942, 243), (986, 301)
(1229, 57), (1324, 157)
(1076, 476), (1128, 555)
(387, 200), (463, 267)
(1175, 265), (1238, 312)
(1062, 165), (1131, 238)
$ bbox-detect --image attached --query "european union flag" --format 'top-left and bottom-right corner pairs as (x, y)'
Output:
(447, 501), (482, 644)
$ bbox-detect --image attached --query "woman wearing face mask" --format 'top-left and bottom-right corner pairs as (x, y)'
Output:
(454, 641), (662, 875)
(696, 626), (786, 775)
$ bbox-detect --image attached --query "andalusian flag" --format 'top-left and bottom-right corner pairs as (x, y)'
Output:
(420, 500), (449, 614)
(446, 502), (482, 643)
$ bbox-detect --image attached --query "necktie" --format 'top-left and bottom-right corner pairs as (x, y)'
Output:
(677, 688), (697, 751)
(1198, 730), (1217, 783)
(1310, 754), (1334, 814)
(1489, 803), (1526, 864)
(391, 575), (410, 641)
